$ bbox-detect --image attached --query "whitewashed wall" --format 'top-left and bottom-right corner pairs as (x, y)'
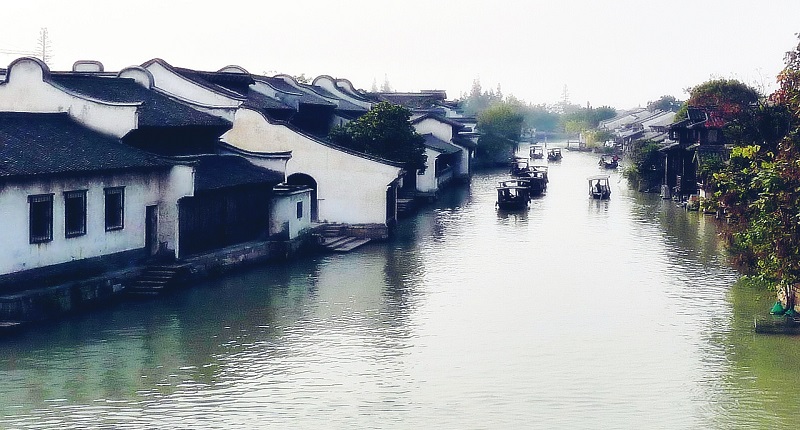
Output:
(270, 188), (312, 240)
(416, 147), (441, 194)
(413, 117), (470, 179)
(312, 76), (372, 110)
(0, 58), (138, 138)
(0, 169), (191, 275)
(222, 109), (402, 225)
(143, 60), (240, 122)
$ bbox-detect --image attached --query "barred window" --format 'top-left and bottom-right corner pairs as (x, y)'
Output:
(64, 190), (87, 238)
(104, 187), (124, 231)
(29, 194), (54, 243)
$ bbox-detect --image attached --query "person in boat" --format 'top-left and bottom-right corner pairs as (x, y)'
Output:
(595, 180), (603, 194)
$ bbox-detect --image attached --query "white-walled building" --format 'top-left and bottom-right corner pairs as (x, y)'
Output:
(143, 60), (405, 236)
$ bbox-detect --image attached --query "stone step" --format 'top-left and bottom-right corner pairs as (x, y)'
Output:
(331, 238), (371, 252)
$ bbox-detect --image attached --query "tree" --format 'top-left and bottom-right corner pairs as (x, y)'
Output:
(524, 104), (560, 133)
(328, 102), (426, 172)
(647, 95), (682, 112)
(462, 78), (503, 116)
(293, 73), (309, 84)
(380, 74), (393, 92)
(711, 36), (800, 299)
(675, 79), (760, 126)
(559, 105), (617, 134)
(475, 102), (524, 164)
(623, 140), (663, 192)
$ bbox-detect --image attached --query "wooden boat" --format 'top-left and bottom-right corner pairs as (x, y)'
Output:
(529, 144), (545, 159)
(598, 154), (619, 169)
(588, 174), (611, 199)
(496, 184), (530, 210)
(547, 147), (562, 161)
(509, 158), (547, 196)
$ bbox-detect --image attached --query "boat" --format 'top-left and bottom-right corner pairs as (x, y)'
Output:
(547, 147), (562, 161)
(588, 174), (611, 199)
(530, 144), (545, 159)
(496, 184), (531, 210)
(509, 158), (547, 196)
(598, 154), (619, 169)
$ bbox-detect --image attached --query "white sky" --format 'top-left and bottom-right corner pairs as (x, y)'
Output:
(2, 0), (799, 109)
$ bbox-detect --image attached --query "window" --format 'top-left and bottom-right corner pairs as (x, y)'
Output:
(64, 190), (87, 237)
(104, 187), (124, 231)
(29, 194), (53, 243)
(296, 201), (303, 219)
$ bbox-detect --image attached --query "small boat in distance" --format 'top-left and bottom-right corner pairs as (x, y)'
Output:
(598, 154), (619, 169)
(530, 144), (545, 159)
(588, 175), (611, 199)
(496, 184), (531, 210)
(547, 147), (562, 161)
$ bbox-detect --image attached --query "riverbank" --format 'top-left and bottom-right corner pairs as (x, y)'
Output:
(0, 231), (320, 335)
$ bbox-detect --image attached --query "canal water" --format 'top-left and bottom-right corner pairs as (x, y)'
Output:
(1, 148), (800, 429)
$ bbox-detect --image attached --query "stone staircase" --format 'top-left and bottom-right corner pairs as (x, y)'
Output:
(317, 224), (371, 253)
(397, 198), (416, 218)
(126, 264), (189, 297)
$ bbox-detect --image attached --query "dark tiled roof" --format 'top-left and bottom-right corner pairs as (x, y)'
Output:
(175, 68), (254, 87)
(453, 135), (478, 149)
(422, 134), (461, 155)
(411, 113), (466, 130)
(0, 112), (172, 178)
(51, 74), (230, 128)
(260, 77), (336, 107)
(171, 67), (251, 100)
(242, 89), (294, 112)
(307, 85), (367, 113)
(368, 92), (445, 110)
(188, 154), (284, 191)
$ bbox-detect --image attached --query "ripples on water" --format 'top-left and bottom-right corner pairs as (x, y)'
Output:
(1, 149), (798, 429)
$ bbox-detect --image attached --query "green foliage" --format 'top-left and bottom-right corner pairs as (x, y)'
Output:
(583, 129), (614, 146)
(623, 140), (662, 191)
(560, 105), (617, 133)
(475, 103), (524, 162)
(710, 36), (800, 291)
(524, 104), (560, 133)
(328, 102), (426, 172)
(647, 95), (682, 112)
(462, 79), (503, 116)
(675, 78), (760, 121)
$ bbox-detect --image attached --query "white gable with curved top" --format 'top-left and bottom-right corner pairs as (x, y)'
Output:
(313, 76), (372, 110)
(143, 60), (240, 122)
(0, 58), (138, 138)
(222, 108), (402, 225)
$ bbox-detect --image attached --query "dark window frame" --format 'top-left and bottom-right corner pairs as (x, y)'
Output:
(296, 201), (303, 219)
(64, 190), (87, 238)
(104, 187), (125, 231)
(29, 193), (54, 244)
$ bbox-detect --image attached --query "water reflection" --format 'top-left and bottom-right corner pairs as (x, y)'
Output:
(0, 148), (798, 428)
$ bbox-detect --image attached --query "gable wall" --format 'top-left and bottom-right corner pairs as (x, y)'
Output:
(222, 109), (401, 224)
(145, 62), (241, 108)
(313, 76), (372, 109)
(0, 58), (138, 138)
(413, 118), (454, 142)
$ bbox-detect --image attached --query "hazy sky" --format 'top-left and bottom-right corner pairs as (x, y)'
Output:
(3, 0), (799, 109)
